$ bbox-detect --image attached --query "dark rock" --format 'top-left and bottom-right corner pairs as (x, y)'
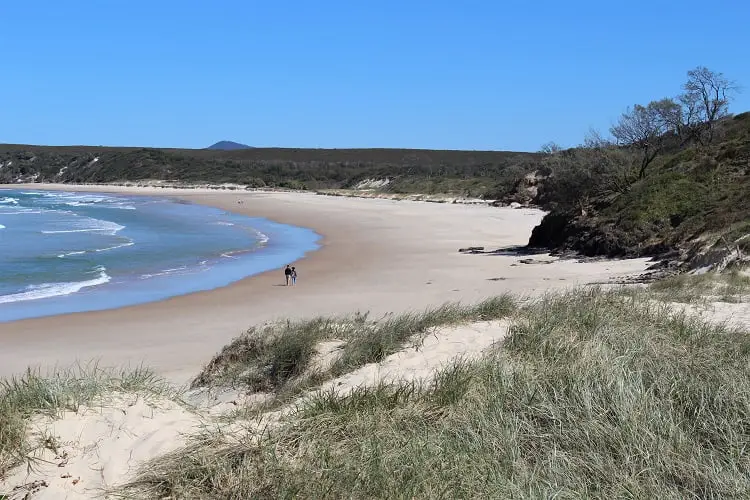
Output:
(458, 246), (485, 253)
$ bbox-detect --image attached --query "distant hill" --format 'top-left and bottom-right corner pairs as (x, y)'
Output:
(206, 141), (254, 150)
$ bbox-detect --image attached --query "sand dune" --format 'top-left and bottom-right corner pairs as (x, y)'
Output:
(2, 319), (512, 499)
(3, 396), (200, 499)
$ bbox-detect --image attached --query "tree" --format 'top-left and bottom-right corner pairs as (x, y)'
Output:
(538, 141), (563, 155)
(680, 66), (738, 144)
(610, 99), (675, 179)
(537, 129), (633, 213)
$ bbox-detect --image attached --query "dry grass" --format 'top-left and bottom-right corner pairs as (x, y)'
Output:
(122, 288), (750, 499)
(191, 295), (517, 399)
(649, 269), (750, 303)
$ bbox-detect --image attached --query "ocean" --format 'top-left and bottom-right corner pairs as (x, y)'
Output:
(0, 189), (320, 322)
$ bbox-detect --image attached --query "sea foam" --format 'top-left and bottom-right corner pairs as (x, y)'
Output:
(41, 218), (125, 236)
(0, 266), (110, 304)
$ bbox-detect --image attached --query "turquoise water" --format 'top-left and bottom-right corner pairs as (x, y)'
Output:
(0, 189), (320, 322)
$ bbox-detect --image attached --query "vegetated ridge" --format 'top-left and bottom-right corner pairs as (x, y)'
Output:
(0, 143), (538, 197)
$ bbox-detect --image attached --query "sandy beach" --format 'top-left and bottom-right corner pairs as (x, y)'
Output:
(0, 184), (651, 382)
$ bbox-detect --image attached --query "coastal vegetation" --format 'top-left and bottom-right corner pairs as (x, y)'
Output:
(3, 283), (748, 498)
(122, 287), (750, 499)
(191, 295), (516, 403)
(528, 67), (749, 269)
(0, 144), (537, 200)
(649, 269), (750, 303)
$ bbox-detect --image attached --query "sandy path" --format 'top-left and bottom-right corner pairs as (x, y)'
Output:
(0, 184), (651, 383)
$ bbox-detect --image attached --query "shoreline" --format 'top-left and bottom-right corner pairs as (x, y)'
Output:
(0, 183), (652, 383)
(0, 187), (322, 322)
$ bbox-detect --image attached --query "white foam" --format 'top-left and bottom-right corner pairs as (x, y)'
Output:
(95, 240), (135, 253)
(33, 191), (136, 210)
(42, 218), (125, 236)
(215, 221), (235, 226)
(0, 197), (18, 205)
(0, 209), (44, 215)
(256, 230), (269, 244)
(0, 224), (5, 229)
(64, 201), (136, 210)
(0, 267), (110, 304)
(57, 240), (135, 258)
(57, 250), (87, 258)
(139, 266), (188, 279)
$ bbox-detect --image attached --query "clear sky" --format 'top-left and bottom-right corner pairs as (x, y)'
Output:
(2, 1), (748, 152)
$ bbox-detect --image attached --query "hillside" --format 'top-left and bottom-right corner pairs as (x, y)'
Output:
(0, 144), (539, 197)
(206, 140), (254, 150)
(528, 112), (750, 270)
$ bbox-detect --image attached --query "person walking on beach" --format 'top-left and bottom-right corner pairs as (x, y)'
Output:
(284, 265), (292, 286)
(291, 266), (298, 286)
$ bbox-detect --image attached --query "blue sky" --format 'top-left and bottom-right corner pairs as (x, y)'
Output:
(2, 1), (748, 151)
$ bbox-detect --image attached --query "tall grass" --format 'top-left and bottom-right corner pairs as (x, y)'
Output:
(0, 364), (176, 479)
(192, 294), (516, 395)
(331, 295), (516, 376)
(123, 288), (750, 499)
(650, 269), (750, 302)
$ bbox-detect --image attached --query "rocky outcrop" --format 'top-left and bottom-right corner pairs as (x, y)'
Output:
(528, 211), (680, 259)
(500, 170), (547, 206)
(684, 234), (750, 272)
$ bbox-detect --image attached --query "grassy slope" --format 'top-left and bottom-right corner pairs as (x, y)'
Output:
(191, 296), (516, 404)
(529, 112), (750, 263)
(649, 270), (750, 303)
(122, 287), (750, 499)
(0, 144), (539, 198)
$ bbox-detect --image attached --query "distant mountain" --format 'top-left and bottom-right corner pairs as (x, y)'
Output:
(206, 141), (254, 150)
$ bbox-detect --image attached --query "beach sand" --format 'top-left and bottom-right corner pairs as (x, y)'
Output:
(0, 184), (652, 383)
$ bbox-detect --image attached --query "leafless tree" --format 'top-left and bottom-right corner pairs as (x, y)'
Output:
(538, 141), (563, 155)
(681, 66), (739, 144)
(610, 99), (675, 178)
(676, 91), (703, 143)
(582, 128), (614, 149)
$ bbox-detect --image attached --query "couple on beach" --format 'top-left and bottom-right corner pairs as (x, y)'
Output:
(284, 265), (298, 286)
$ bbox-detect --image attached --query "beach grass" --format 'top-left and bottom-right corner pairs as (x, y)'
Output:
(649, 269), (750, 303)
(122, 288), (750, 499)
(0, 364), (178, 479)
(191, 294), (517, 397)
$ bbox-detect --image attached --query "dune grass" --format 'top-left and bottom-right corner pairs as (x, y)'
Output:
(191, 295), (517, 397)
(0, 364), (177, 479)
(649, 269), (750, 303)
(122, 288), (750, 499)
